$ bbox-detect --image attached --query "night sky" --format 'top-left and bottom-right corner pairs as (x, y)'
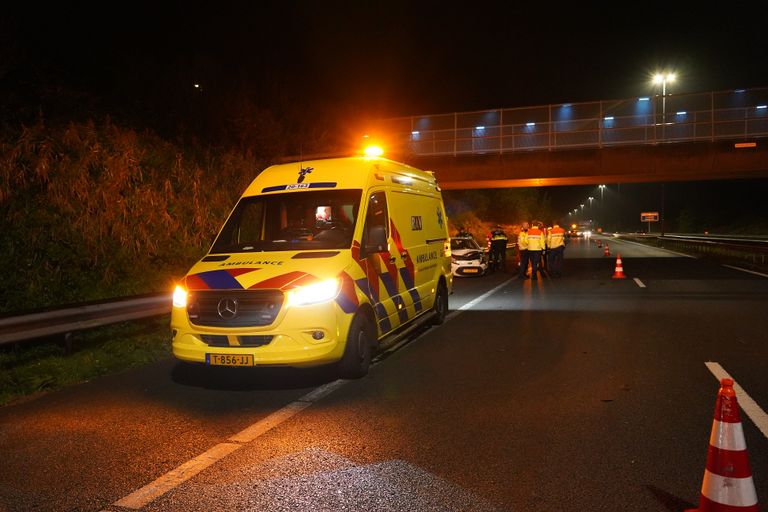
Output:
(3, 1), (767, 229)
(5, 1), (768, 118)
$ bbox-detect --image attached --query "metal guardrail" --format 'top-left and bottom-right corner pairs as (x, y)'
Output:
(372, 87), (768, 156)
(614, 233), (768, 268)
(0, 293), (172, 347)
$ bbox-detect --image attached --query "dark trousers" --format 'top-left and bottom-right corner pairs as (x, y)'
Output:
(548, 246), (565, 276)
(529, 250), (542, 279)
(518, 249), (529, 277)
(490, 241), (506, 270)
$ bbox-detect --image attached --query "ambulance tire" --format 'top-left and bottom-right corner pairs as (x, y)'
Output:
(338, 313), (375, 379)
(431, 281), (448, 325)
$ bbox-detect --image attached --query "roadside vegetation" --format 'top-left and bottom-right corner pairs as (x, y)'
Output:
(0, 316), (171, 406)
(0, 119), (263, 313)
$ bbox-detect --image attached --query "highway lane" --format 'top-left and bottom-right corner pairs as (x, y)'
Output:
(1, 237), (767, 511)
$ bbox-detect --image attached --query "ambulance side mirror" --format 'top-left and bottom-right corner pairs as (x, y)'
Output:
(364, 225), (388, 254)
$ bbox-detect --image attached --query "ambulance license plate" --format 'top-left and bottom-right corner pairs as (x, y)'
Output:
(463, 268), (479, 273)
(206, 353), (254, 366)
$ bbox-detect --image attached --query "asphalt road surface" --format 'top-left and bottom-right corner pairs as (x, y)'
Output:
(1, 235), (767, 511)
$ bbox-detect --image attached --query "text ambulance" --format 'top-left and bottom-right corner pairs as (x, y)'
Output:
(171, 156), (453, 378)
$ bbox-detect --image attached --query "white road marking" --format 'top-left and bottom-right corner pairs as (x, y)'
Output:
(447, 277), (516, 319)
(722, 264), (768, 278)
(704, 362), (768, 439)
(633, 278), (646, 288)
(609, 237), (696, 257)
(114, 442), (242, 509)
(112, 281), (513, 509)
(376, 277), (515, 359)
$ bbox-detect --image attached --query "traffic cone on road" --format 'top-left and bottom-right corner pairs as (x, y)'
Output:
(612, 254), (626, 279)
(604, 244), (610, 256)
(686, 378), (759, 512)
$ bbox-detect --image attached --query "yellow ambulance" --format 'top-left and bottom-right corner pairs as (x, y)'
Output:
(171, 156), (453, 378)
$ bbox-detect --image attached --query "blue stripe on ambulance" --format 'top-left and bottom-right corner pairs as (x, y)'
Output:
(334, 291), (357, 314)
(392, 295), (409, 323)
(378, 272), (398, 298)
(375, 303), (391, 333)
(196, 270), (244, 289)
(399, 268), (423, 312)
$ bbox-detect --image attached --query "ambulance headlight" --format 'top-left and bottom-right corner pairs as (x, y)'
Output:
(286, 278), (340, 307)
(173, 285), (188, 308)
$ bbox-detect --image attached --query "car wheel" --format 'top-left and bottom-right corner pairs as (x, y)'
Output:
(431, 281), (448, 325)
(338, 313), (375, 379)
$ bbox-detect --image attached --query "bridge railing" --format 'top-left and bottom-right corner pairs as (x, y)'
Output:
(374, 88), (768, 156)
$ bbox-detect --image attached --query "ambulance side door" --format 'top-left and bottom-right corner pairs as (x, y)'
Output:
(388, 190), (439, 319)
(359, 189), (399, 335)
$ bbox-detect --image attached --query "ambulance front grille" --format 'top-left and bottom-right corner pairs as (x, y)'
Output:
(187, 290), (284, 327)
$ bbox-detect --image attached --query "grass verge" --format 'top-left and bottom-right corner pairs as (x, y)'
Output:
(0, 315), (172, 407)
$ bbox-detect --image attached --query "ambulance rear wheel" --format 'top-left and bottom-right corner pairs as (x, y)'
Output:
(431, 281), (448, 325)
(338, 313), (375, 379)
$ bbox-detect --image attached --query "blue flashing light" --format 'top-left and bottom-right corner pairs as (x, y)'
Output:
(757, 105), (767, 110)
(734, 89), (746, 93)
(526, 122), (535, 127)
(604, 116), (614, 121)
(475, 125), (485, 130)
(561, 103), (572, 108)
(676, 111), (687, 115)
(411, 130), (420, 135)
(638, 97), (650, 101)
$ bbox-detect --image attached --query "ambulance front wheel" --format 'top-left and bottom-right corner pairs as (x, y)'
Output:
(431, 281), (448, 325)
(338, 313), (375, 379)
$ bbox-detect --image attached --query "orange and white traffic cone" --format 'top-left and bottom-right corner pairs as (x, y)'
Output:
(686, 378), (759, 512)
(604, 244), (610, 256)
(612, 254), (626, 279)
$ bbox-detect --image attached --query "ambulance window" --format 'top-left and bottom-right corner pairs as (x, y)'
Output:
(212, 190), (362, 253)
(362, 191), (389, 251)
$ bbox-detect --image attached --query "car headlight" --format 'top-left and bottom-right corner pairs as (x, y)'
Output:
(173, 285), (188, 308)
(286, 278), (340, 307)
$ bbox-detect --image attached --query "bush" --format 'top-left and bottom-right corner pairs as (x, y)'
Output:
(0, 119), (264, 313)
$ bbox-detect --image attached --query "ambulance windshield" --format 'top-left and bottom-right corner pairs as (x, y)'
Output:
(211, 189), (362, 253)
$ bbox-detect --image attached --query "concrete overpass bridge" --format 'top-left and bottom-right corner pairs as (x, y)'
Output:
(366, 87), (768, 189)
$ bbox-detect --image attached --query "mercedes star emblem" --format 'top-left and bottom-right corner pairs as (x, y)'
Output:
(217, 298), (238, 319)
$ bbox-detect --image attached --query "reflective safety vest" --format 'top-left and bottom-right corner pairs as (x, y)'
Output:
(527, 227), (545, 251)
(547, 225), (566, 249)
(517, 229), (529, 250)
(491, 229), (508, 242)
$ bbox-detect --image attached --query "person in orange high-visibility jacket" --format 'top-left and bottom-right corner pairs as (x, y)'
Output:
(546, 222), (566, 277)
(526, 221), (546, 280)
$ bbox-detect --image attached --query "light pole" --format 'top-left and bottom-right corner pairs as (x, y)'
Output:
(653, 72), (676, 139)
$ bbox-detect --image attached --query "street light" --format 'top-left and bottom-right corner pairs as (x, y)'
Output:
(588, 196), (594, 207)
(653, 72), (676, 137)
(580, 204), (585, 211)
(599, 184), (606, 203)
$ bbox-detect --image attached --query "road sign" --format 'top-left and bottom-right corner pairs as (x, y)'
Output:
(640, 212), (659, 222)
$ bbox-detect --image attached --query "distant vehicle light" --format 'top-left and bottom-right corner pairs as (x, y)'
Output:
(173, 285), (188, 308)
(638, 97), (650, 101)
(364, 145), (384, 157)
